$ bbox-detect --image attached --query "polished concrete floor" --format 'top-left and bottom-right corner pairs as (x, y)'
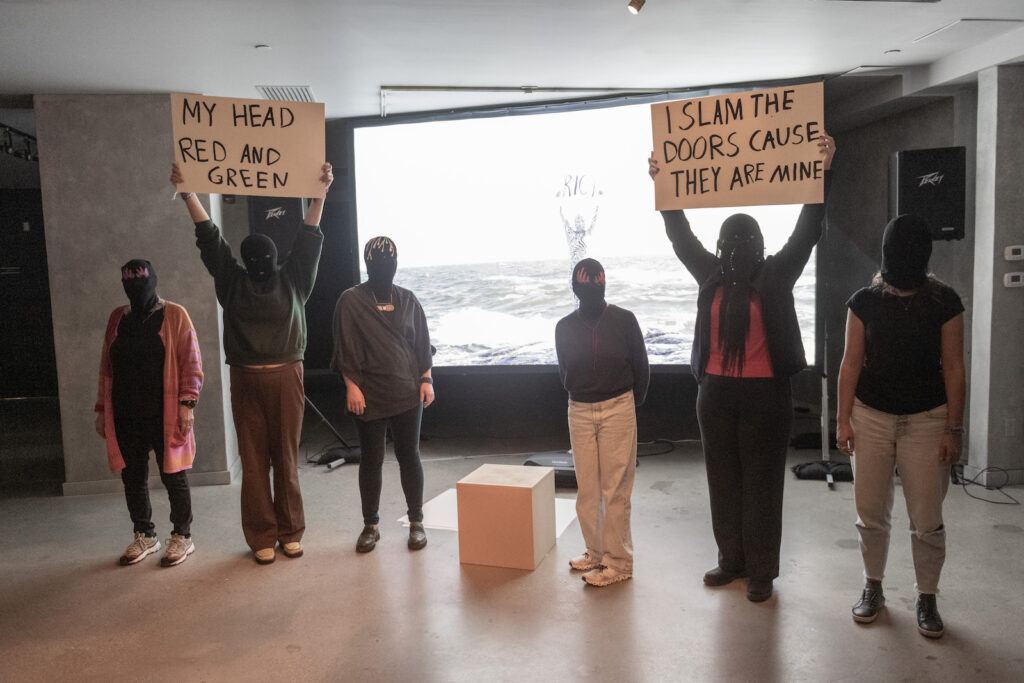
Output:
(2, 420), (1023, 682)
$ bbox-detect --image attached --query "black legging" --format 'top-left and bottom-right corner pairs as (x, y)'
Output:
(696, 375), (792, 581)
(355, 403), (424, 525)
(116, 416), (192, 537)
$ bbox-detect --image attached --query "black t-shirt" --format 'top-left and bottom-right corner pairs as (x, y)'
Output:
(110, 307), (166, 422)
(847, 282), (963, 415)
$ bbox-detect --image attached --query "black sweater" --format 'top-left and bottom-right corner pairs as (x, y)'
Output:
(555, 304), (649, 405)
(194, 220), (322, 366)
(332, 283), (433, 421)
(660, 173), (830, 381)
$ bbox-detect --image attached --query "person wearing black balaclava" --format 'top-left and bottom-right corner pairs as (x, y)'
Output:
(95, 259), (204, 567)
(836, 214), (965, 638)
(332, 236), (435, 553)
(170, 162), (334, 565)
(649, 133), (835, 602)
(555, 259), (649, 587)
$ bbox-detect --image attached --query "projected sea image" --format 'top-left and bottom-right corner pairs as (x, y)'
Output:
(390, 255), (816, 366)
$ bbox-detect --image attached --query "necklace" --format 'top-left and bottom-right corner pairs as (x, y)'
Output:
(372, 288), (394, 312)
(884, 284), (917, 312)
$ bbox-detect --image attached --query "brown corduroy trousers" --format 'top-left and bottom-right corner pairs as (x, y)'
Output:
(229, 362), (306, 551)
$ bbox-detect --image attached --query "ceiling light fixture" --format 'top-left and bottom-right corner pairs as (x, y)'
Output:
(627, 0), (645, 15)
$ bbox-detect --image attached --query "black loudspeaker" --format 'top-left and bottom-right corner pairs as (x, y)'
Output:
(247, 195), (306, 258)
(888, 146), (966, 240)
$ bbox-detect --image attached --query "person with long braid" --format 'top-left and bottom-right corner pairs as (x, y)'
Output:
(648, 133), (835, 601)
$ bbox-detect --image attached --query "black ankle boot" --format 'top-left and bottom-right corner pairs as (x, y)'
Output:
(852, 580), (885, 623)
(916, 593), (944, 638)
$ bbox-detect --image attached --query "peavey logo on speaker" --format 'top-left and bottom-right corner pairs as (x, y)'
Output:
(264, 206), (287, 220)
(917, 171), (944, 187)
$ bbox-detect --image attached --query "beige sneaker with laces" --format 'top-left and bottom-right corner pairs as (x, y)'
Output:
(569, 552), (603, 572)
(119, 532), (160, 566)
(161, 533), (195, 567)
(582, 566), (632, 587)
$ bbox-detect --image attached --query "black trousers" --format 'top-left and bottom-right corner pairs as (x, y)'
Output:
(116, 417), (192, 537)
(355, 403), (424, 526)
(696, 375), (792, 581)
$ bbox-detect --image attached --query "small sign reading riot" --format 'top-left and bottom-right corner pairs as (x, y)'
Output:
(651, 82), (825, 210)
(170, 93), (326, 198)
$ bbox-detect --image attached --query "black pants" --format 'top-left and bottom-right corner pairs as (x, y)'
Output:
(116, 417), (192, 537)
(696, 375), (792, 581)
(355, 403), (424, 526)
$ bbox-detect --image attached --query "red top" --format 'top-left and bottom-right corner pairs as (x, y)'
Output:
(705, 285), (774, 378)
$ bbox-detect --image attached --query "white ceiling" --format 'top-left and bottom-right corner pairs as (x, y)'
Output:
(2, 0), (1024, 120)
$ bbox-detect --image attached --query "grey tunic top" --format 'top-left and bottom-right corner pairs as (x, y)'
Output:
(331, 283), (432, 421)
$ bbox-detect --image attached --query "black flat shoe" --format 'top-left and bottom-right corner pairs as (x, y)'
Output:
(917, 593), (944, 638)
(356, 525), (380, 553)
(703, 566), (746, 587)
(852, 581), (885, 623)
(408, 522), (427, 550)
(747, 578), (773, 602)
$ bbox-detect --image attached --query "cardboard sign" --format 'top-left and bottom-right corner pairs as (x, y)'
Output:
(170, 93), (325, 198)
(651, 82), (825, 209)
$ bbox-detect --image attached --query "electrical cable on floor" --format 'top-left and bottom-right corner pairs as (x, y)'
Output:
(306, 441), (347, 465)
(637, 438), (679, 457)
(951, 464), (1021, 505)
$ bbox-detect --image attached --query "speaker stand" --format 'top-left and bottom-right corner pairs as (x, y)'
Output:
(304, 395), (360, 467)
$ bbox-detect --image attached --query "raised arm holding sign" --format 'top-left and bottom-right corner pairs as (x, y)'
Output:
(168, 159), (333, 566)
(649, 131), (836, 603)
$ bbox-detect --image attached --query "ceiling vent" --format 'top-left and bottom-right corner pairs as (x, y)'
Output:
(255, 85), (317, 102)
(821, 1), (940, 3)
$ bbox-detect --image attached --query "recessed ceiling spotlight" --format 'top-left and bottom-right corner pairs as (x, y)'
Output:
(627, 0), (645, 15)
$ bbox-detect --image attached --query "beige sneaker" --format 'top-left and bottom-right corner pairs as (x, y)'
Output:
(119, 532), (160, 566)
(582, 566), (632, 587)
(569, 552), (603, 572)
(160, 533), (195, 567)
(281, 541), (303, 558)
(254, 547), (275, 565)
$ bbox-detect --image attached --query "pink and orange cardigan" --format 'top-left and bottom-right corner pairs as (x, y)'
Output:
(95, 301), (203, 474)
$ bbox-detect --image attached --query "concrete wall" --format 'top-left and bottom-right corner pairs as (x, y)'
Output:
(34, 94), (239, 495)
(969, 65), (1024, 485)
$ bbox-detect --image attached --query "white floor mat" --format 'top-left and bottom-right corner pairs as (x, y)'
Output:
(398, 488), (577, 538)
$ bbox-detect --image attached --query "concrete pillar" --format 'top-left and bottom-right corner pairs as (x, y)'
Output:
(968, 66), (1024, 485)
(34, 94), (239, 495)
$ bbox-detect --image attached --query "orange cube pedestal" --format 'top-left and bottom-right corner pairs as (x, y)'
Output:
(456, 464), (556, 570)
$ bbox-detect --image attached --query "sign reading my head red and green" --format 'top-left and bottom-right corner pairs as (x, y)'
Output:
(170, 93), (326, 198)
(651, 81), (825, 210)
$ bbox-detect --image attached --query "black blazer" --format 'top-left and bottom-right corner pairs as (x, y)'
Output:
(660, 173), (830, 380)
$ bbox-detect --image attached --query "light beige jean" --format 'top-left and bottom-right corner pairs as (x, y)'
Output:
(568, 390), (637, 573)
(851, 399), (950, 594)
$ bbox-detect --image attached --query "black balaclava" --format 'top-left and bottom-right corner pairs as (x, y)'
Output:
(716, 213), (765, 375)
(572, 258), (606, 322)
(240, 234), (278, 284)
(363, 236), (397, 299)
(121, 259), (158, 314)
(881, 214), (931, 291)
